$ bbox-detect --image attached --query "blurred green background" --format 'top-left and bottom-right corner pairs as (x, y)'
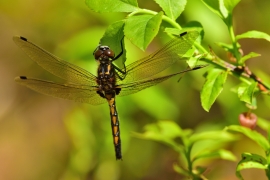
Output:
(0, 0), (270, 179)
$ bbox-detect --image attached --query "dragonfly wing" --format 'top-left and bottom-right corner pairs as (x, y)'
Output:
(121, 31), (199, 83)
(13, 36), (97, 85)
(15, 76), (107, 105)
(117, 65), (205, 97)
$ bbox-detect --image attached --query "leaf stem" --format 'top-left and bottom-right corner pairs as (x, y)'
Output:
(185, 144), (198, 178)
(228, 25), (241, 62)
(128, 9), (181, 29)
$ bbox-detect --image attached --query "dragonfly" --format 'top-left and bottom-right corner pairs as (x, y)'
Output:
(14, 31), (205, 160)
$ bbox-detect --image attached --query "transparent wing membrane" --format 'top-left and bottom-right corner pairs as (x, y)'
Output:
(15, 76), (106, 105)
(14, 31), (203, 103)
(121, 31), (199, 83)
(13, 36), (97, 85)
(117, 65), (205, 97)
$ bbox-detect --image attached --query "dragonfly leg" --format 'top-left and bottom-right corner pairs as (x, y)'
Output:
(97, 90), (105, 98)
(112, 36), (125, 61)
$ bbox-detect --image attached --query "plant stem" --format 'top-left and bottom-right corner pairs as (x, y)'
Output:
(228, 25), (241, 62)
(185, 144), (198, 178)
(128, 9), (181, 29)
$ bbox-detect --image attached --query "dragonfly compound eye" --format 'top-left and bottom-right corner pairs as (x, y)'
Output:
(94, 49), (103, 60)
(104, 49), (115, 59)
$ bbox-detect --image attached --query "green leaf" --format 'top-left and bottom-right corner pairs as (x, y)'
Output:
(219, 0), (230, 19)
(186, 52), (207, 68)
(154, 0), (186, 20)
(201, 0), (241, 18)
(125, 12), (163, 50)
(236, 153), (267, 180)
(245, 97), (257, 109)
(200, 68), (228, 111)
(100, 20), (126, 67)
(216, 41), (241, 54)
(257, 117), (270, 133)
(134, 121), (184, 139)
(189, 130), (235, 144)
(200, 0), (222, 18)
(132, 120), (185, 151)
(237, 81), (257, 104)
(225, 125), (270, 151)
(194, 149), (236, 162)
(186, 56), (198, 68)
(173, 163), (190, 176)
(260, 117), (270, 143)
(216, 42), (233, 52)
(239, 52), (261, 64)
(223, 0), (241, 13)
(201, 0), (240, 26)
(85, 0), (138, 12)
(236, 30), (270, 41)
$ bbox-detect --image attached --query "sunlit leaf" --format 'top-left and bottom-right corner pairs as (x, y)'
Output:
(173, 163), (190, 176)
(219, 0), (229, 19)
(257, 117), (270, 133)
(236, 153), (267, 180)
(194, 149), (236, 162)
(189, 130), (235, 144)
(216, 41), (241, 54)
(259, 117), (270, 143)
(225, 125), (269, 151)
(201, 0), (240, 19)
(201, 68), (228, 111)
(135, 121), (184, 139)
(216, 42), (233, 52)
(222, 0), (241, 14)
(124, 12), (163, 50)
(186, 56), (197, 68)
(186, 52), (207, 68)
(236, 30), (270, 41)
(132, 121), (185, 151)
(85, 0), (139, 12)
(245, 97), (257, 110)
(237, 81), (257, 104)
(201, 0), (240, 26)
(239, 52), (260, 64)
(200, 0), (222, 18)
(154, 0), (186, 20)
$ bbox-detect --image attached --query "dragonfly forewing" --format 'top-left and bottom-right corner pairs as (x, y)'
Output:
(13, 36), (97, 85)
(120, 31), (200, 83)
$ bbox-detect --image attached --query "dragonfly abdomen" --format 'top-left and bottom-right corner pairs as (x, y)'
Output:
(107, 96), (122, 160)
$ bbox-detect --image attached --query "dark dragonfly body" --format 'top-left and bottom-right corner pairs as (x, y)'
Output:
(94, 45), (123, 159)
(13, 31), (205, 160)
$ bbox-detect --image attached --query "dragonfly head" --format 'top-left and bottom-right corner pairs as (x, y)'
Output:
(94, 45), (115, 61)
